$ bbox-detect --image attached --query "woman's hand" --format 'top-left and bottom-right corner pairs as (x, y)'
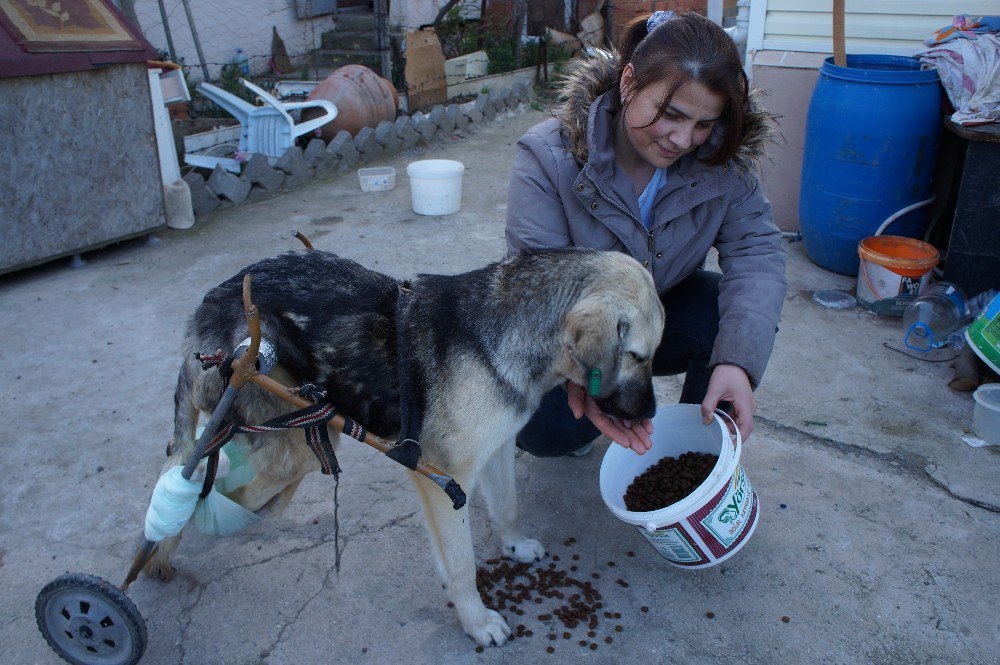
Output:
(566, 381), (653, 455)
(701, 364), (756, 441)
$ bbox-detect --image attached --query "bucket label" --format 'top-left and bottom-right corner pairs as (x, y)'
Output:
(857, 261), (931, 316)
(638, 524), (706, 565)
(692, 467), (756, 552)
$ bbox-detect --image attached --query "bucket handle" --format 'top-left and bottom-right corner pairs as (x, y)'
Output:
(715, 408), (740, 450)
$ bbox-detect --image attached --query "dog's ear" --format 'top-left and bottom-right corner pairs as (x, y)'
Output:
(562, 294), (623, 398)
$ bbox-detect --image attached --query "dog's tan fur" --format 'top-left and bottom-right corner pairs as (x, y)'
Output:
(144, 249), (664, 647)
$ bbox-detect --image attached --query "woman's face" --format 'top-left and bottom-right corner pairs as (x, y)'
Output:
(620, 64), (726, 169)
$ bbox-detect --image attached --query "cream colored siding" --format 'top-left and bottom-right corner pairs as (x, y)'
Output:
(749, 0), (1000, 56)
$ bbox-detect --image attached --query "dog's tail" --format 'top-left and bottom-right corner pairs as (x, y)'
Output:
(167, 357), (200, 459)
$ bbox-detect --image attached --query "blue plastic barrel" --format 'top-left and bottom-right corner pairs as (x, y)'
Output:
(799, 55), (942, 275)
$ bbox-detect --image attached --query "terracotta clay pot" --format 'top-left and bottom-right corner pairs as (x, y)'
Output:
(303, 64), (399, 141)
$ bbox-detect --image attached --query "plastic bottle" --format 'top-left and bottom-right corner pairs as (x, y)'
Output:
(233, 48), (250, 76)
(902, 281), (969, 351)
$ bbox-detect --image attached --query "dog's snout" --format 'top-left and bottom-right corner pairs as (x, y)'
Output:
(595, 378), (656, 421)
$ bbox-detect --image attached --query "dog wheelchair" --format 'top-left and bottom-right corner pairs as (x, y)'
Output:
(35, 242), (467, 665)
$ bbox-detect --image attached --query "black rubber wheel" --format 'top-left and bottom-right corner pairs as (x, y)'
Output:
(35, 573), (147, 665)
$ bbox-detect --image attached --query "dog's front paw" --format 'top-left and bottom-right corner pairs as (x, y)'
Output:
(503, 536), (546, 563)
(461, 607), (511, 647)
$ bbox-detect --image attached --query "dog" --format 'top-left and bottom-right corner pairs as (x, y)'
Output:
(145, 247), (664, 647)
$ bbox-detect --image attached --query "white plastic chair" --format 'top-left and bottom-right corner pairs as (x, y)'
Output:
(185, 78), (337, 173)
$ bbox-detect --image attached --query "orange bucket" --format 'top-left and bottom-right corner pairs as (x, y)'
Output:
(856, 236), (939, 316)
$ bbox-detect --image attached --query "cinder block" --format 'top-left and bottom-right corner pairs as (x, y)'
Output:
(183, 172), (220, 216)
(303, 138), (337, 175)
(429, 104), (454, 136)
(240, 153), (285, 192)
(488, 91), (504, 113)
(375, 120), (402, 154)
(502, 86), (516, 109)
(353, 126), (383, 162)
(329, 130), (360, 167)
(206, 164), (251, 205)
(414, 117), (437, 144)
(245, 184), (281, 204)
(395, 115), (419, 151)
(465, 108), (485, 127)
(274, 146), (315, 190)
(479, 93), (497, 121)
(446, 104), (467, 133)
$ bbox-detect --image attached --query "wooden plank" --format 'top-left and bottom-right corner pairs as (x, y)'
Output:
(404, 28), (447, 111)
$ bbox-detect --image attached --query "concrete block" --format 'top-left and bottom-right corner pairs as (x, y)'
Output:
(274, 146), (315, 190)
(245, 184), (281, 204)
(429, 104), (454, 136)
(375, 120), (401, 155)
(414, 118), (437, 144)
(466, 108), (485, 127)
(505, 86), (520, 110)
(479, 93), (497, 121)
(240, 153), (285, 192)
(329, 130), (360, 167)
(354, 126), (383, 162)
(447, 104), (467, 133)
(183, 172), (220, 216)
(395, 115), (419, 151)
(522, 81), (536, 104)
(206, 164), (251, 205)
(303, 138), (337, 175)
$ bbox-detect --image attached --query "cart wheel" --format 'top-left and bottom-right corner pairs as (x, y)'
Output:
(35, 573), (147, 665)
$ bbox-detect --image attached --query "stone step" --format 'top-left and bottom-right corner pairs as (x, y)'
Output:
(321, 29), (378, 51)
(310, 49), (381, 71)
(335, 10), (376, 32)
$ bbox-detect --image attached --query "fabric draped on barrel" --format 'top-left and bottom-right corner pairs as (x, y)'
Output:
(799, 55), (943, 276)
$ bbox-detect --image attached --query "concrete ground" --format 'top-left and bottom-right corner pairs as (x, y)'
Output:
(2, 105), (997, 665)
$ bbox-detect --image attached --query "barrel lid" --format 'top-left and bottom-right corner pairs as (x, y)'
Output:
(821, 55), (940, 84)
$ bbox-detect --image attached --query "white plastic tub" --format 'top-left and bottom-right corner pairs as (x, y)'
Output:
(406, 159), (464, 215)
(358, 166), (396, 192)
(599, 404), (759, 569)
(972, 384), (1000, 445)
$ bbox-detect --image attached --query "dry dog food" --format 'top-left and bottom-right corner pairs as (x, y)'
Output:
(472, 541), (653, 654)
(623, 451), (719, 512)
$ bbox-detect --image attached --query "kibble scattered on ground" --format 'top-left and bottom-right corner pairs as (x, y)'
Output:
(468, 539), (650, 654)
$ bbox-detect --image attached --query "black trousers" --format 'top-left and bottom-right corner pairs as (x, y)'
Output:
(516, 270), (723, 457)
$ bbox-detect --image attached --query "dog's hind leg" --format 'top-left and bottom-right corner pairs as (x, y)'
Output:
(410, 470), (511, 647)
(478, 438), (547, 563)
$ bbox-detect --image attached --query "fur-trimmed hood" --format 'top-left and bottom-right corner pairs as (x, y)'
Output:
(555, 50), (777, 174)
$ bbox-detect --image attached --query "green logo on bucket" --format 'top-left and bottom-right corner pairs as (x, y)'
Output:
(702, 468), (754, 548)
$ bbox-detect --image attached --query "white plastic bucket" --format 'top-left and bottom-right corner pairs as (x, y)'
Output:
(599, 404), (759, 569)
(406, 159), (464, 215)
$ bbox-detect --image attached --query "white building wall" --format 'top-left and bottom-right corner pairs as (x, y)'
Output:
(390, 0), (482, 32)
(133, 0), (336, 81)
(749, 0), (1000, 56)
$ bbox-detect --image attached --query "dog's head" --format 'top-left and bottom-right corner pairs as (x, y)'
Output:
(559, 253), (665, 421)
